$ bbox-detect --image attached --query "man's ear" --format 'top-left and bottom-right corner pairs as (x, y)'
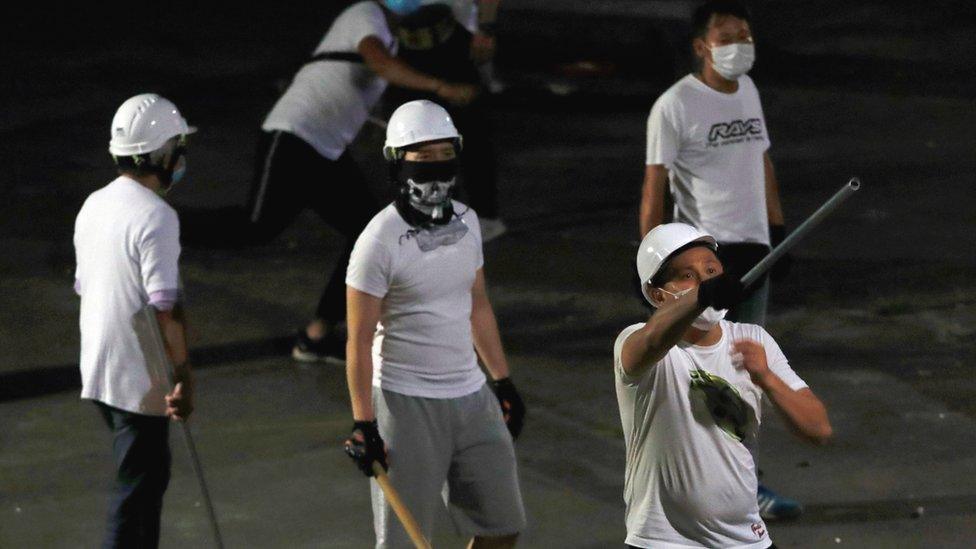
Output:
(692, 37), (709, 60)
(648, 286), (666, 308)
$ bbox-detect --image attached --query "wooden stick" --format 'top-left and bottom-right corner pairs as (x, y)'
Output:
(371, 462), (433, 549)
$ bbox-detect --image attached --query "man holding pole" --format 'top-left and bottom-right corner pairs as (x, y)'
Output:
(73, 93), (195, 548)
(343, 100), (525, 548)
(638, 0), (797, 517)
(616, 222), (832, 548)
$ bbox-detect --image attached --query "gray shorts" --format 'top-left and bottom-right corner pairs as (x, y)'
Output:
(371, 384), (526, 548)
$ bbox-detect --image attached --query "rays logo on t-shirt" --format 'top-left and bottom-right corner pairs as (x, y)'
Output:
(689, 369), (754, 441)
(707, 118), (764, 147)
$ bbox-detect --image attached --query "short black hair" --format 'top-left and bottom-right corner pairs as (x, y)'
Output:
(691, 0), (752, 40)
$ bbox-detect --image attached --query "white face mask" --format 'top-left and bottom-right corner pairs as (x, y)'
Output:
(709, 42), (755, 80)
(658, 286), (728, 330)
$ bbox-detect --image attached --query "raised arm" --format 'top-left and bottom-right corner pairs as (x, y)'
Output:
(346, 287), (383, 421)
(732, 340), (832, 445)
(358, 36), (476, 105)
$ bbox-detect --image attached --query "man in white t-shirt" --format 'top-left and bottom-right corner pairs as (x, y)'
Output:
(241, 0), (480, 364)
(640, 0), (791, 328)
(74, 94), (196, 548)
(615, 223), (832, 548)
(639, 0), (799, 519)
(343, 100), (525, 548)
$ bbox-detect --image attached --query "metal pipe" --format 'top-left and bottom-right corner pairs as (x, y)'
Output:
(741, 178), (861, 288)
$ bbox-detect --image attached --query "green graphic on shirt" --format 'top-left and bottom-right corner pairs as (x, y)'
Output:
(689, 369), (752, 442)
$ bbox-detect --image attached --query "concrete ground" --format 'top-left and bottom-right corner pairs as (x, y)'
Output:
(2, 2), (975, 547)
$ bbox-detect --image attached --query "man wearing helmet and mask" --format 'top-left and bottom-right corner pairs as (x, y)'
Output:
(639, 0), (799, 518)
(248, 0), (478, 364)
(343, 100), (526, 548)
(73, 93), (195, 547)
(614, 223), (832, 549)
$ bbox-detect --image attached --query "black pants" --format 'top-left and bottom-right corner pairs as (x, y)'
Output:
(384, 19), (499, 218)
(96, 402), (171, 549)
(247, 130), (379, 323)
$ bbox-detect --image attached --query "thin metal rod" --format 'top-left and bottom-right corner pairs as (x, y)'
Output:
(741, 177), (861, 288)
(180, 423), (225, 549)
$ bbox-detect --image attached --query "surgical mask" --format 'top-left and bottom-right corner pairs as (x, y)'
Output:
(383, 0), (422, 16)
(709, 42), (755, 80)
(658, 286), (728, 330)
(398, 160), (458, 221)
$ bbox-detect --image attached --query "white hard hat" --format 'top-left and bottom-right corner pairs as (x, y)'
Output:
(383, 100), (461, 160)
(636, 223), (717, 303)
(108, 93), (196, 157)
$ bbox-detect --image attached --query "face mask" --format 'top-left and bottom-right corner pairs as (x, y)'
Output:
(658, 286), (728, 330)
(398, 160), (458, 221)
(709, 42), (755, 80)
(383, 0), (422, 16)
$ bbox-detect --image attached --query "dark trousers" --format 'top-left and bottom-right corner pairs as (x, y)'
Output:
(247, 130), (379, 323)
(96, 402), (171, 549)
(384, 20), (499, 218)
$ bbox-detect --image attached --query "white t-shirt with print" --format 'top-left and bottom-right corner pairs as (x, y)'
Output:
(646, 74), (771, 245)
(346, 201), (487, 399)
(614, 320), (807, 549)
(263, 1), (397, 160)
(74, 176), (181, 416)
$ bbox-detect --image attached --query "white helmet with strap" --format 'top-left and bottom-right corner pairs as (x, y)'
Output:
(109, 93), (196, 157)
(636, 223), (717, 304)
(383, 100), (461, 160)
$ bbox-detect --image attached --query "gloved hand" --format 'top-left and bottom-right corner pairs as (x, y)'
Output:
(769, 225), (793, 282)
(343, 420), (388, 477)
(697, 273), (745, 311)
(491, 378), (526, 439)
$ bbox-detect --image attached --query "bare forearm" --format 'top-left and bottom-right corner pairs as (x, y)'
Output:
(472, 303), (510, 380)
(370, 56), (442, 93)
(639, 165), (668, 238)
(764, 153), (784, 226)
(347, 338), (375, 421)
(156, 306), (188, 369)
(757, 376), (831, 444)
(622, 292), (703, 376)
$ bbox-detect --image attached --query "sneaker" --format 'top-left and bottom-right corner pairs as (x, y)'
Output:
(757, 484), (803, 521)
(292, 330), (346, 365)
(480, 217), (508, 243)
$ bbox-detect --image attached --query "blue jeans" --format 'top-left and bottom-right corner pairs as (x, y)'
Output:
(96, 402), (171, 549)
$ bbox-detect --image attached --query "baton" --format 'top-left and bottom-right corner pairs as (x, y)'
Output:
(372, 462), (433, 549)
(741, 178), (861, 288)
(133, 306), (225, 549)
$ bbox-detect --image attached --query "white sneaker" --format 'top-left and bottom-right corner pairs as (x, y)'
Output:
(480, 217), (508, 243)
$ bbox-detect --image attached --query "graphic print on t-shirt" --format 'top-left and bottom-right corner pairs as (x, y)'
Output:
(689, 368), (756, 442)
(707, 118), (765, 148)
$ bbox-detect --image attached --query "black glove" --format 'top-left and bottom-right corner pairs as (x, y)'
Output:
(769, 225), (793, 282)
(491, 378), (526, 439)
(698, 273), (745, 311)
(344, 420), (388, 477)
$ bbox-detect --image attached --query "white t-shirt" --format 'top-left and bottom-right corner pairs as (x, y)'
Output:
(346, 201), (487, 399)
(646, 74), (771, 245)
(262, 1), (397, 160)
(74, 176), (181, 416)
(614, 320), (807, 549)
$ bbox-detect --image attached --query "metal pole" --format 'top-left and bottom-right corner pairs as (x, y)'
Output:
(741, 178), (861, 288)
